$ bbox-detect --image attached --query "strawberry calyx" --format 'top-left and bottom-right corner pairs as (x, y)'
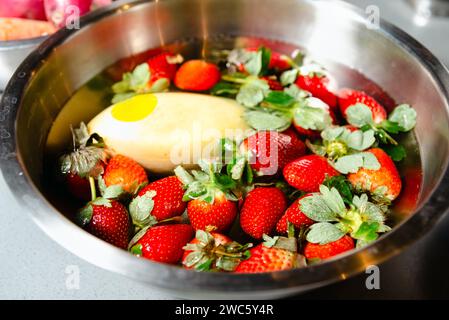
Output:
(305, 125), (380, 174)
(300, 185), (390, 248)
(75, 177), (125, 227)
(60, 122), (108, 179)
(345, 103), (416, 152)
(128, 189), (158, 229)
(182, 230), (252, 271)
(111, 53), (183, 104)
(174, 160), (239, 204)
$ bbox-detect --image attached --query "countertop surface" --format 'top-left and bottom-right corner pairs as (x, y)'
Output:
(2, 0), (449, 299)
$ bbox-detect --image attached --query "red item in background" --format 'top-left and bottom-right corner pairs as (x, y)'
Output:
(0, 0), (47, 20)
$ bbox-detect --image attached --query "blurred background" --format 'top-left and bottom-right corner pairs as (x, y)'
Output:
(1, 0), (449, 299)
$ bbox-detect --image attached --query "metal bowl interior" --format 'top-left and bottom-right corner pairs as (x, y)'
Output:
(1, 0), (449, 299)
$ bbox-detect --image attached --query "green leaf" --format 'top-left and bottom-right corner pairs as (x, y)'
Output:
(299, 192), (340, 222)
(262, 91), (296, 109)
(183, 251), (205, 268)
(196, 229), (213, 244)
(259, 47), (272, 75)
(111, 92), (137, 104)
(213, 174), (236, 190)
(149, 78), (169, 92)
(236, 78), (269, 107)
(382, 144), (407, 162)
(346, 103), (374, 127)
(280, 69), (298, 86)
(284, 84), (309, 100)
(112, 79), (129, 94)
(229, 156), (246, 180)
(76, 205), (93, 226)
(174, 166), (195, 185)
(352, 221), (380, 243)
(294, 105), (332, 131)
(344, 129), (376, 151)
(323, 176), (353, 204)
(91, 197), (112, 207)
(333, 152), (380, 174)
(129, 63), (151, 91)
(388, 104), (417, 132)
(244, 50), (263, 76)
(321, 127), (346, 142)
(130, 243), (143, 256)
(306, 222), (345, 245)
(262, 234), (279, 248)
(305, 139), (327, 157)
(319, 185), (346, 214)
(244, 110), (291, 131)
(196, 258), (214, 271)
(215, 256), (242, 272)
(102, 185), (125, 199)
(291, 51), (305, 67)
(352, 194), (387, 224)
(379, 120), (402, 134)
(211, 82), (240, 97)
(244, 162), (254, 185)
(129, 191), (157, 227)
(183, 181), (208, 200)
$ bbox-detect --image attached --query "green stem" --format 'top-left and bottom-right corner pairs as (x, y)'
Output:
(211, 249), (244, 258)
(221, 74), (247, 84)
(89, 176), (97, 201)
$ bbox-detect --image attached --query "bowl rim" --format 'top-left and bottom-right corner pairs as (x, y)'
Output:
(2, 0), (449, 294)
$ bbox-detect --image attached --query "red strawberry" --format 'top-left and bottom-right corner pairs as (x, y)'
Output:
(235, 234), (297, 273)
(66, 173), (92, 201)
(130, 224), (194, 264)
(261, 76), (283, 91)
(283, 155), (339, 192)
(187, 193), (238, 232)
(338, 88), (387, 123)
(182, 231), (250, 271)
(136, 176), (186, 221)
(304, 235), (354, 260)
(174, 60), (221, 91)
(78, 200), (131, 249)
(269, 51), (291, 71)
(240, 129), (306, 176)
(147, 52), (180, 84)
(276, 195), (314, 233)
(240, 187), (287, 239)
(295, 75), (337, 110)
(103, 154), (148, 194)
(347, 148), (402, 200)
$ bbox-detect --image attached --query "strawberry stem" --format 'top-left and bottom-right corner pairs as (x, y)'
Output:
(89, 176), (97, 201)
(221, 74), (247, 84)
(211, 248), (244, 258)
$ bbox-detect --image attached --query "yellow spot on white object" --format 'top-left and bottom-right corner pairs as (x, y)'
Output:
(111, 94), (157, 122)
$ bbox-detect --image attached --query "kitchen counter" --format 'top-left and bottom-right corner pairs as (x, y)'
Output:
(1, 0), (449, 299)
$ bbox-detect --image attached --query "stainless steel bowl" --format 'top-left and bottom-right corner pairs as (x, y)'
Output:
(1, 0), (449, 299)
(0, 36), (48, 91)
